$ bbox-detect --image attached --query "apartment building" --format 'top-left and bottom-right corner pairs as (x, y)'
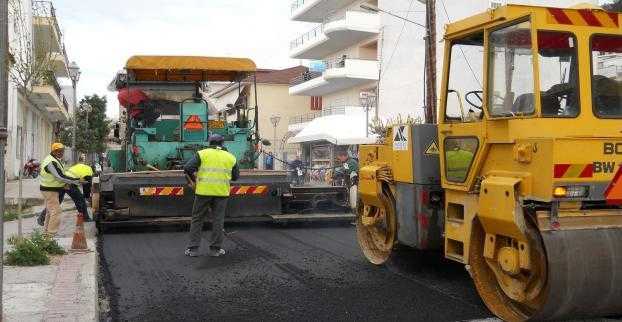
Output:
(287, 0), (379, 170)
(5, 0), (72, 179)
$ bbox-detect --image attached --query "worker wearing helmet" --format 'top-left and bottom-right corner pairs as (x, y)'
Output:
(183, 134), (239, 257)
(39, 143), (81, 236)
(37, 155), (94, 226)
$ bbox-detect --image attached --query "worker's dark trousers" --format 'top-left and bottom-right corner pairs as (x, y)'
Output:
(38, 185), (89, 221)
(187, 195), (228, 250)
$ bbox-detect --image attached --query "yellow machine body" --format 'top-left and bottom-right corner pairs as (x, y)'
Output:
(357, 4), (622, 321)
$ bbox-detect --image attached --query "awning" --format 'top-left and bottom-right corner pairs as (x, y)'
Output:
(288, 112), (377, 145)
(125, 56), (257, 82)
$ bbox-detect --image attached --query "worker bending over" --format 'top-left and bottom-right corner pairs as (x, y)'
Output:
(37, 155), (94, 226)
(39, 143), (81, 236)
(184, 134), (239, 257)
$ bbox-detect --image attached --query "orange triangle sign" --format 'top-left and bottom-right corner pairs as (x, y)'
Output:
(184, 115), (204, 131)
(605, 165), (622, 205)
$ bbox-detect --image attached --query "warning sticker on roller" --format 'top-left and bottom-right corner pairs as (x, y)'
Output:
(425, 141), (440, 155)
(393, 126), (409, 151)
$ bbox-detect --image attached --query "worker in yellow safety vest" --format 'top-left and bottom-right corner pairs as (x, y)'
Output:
(37, 155), (95, 226)
(183, 134), (239, 257)
(39, 143), (81, 236)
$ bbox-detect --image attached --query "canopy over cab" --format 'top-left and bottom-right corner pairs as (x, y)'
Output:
(125, 55), (257, 82)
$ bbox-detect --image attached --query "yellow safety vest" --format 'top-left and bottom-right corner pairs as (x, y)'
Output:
(195, 148), (237, 197)
(65, 163), (94, 180)
(40, 155), (66, 188)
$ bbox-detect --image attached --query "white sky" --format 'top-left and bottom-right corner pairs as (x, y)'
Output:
(52, 0), (311, 119)
(52, 0), (616, 120)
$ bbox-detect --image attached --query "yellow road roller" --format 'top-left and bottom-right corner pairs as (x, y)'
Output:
(357, 4), (622, 321)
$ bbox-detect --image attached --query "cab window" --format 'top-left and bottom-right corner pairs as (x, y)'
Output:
(445, 32), (484, 122)
(488, 20), (535, 117)
(538, 31), (579, 117)
(444, 137), (478, 183)
(591, 35), (622, 118)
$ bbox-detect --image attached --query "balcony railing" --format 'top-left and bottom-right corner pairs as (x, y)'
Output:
(290, 57), (376, 87)
(291, 0), (306, 13)
(290, 71), (322, 87)
(60, 94), (69, 112)
(288, 105), (352, 125)
(33, 1), (68, 60)
(290, 25), (324, 50)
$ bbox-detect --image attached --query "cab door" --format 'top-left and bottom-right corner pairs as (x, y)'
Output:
(438, 31), (486, 191)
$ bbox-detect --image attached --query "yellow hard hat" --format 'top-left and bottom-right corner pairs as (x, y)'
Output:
(51, 142), (65, 151)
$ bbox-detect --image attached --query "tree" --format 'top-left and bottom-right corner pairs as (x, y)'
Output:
(59, 95), (111, 154)
(604, 0), (622, 12)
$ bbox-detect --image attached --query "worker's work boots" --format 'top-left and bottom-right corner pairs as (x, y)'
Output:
(208, 248), (226, 257)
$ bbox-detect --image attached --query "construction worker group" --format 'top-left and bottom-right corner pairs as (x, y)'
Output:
(39, 143), (94, 236)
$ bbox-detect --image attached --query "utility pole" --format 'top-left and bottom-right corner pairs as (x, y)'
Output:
(424, 0), (437, 124)
(0, 0), (9, 316)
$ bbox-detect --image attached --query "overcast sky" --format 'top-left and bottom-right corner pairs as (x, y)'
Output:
(53, 0), (310, 119)
(53, 0), (615, 120)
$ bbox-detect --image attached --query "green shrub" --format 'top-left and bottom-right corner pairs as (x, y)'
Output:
(5, 230), (66, 266)
(5, 238), (49, 266)
(31, 230), (66, 255)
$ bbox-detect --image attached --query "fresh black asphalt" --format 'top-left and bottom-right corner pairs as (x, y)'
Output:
(99, 223), (492, 321)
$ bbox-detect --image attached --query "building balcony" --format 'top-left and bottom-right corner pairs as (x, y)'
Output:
(291, 0), (358, 22)
(32, 1), (69, 77)
(30, 71), (68, 121)
(289, 10), (379, 59)
(287, 105), (373, 133)
(289, 58), (379, 96)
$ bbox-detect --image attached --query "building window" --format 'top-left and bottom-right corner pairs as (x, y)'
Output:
(310, 96), (322, 110)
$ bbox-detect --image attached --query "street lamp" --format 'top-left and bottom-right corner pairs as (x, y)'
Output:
(269, 115), (281, 169)
(68, 61), (81, 162)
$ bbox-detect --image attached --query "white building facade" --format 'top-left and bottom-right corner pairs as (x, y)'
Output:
(288, 0), (380, 171)
(378, 0), (600, 120)
(5, 0), (72, 179)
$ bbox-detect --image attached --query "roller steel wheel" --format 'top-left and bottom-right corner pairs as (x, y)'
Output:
(469, 218), (547, 322)
(356, 191), (397, 265)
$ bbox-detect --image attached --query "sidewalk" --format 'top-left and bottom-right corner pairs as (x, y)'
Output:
(3, 184), (98, 321)
(4, 179), (45, 207)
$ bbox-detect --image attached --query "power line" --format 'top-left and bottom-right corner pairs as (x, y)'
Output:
(380, 0), (417, 83)
(439, 0), (482, 88)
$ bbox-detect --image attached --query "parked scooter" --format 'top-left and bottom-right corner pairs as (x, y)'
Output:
(22, 158), (40, 178)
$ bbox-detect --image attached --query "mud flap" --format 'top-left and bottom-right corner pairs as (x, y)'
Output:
(534, 228), (622, 320)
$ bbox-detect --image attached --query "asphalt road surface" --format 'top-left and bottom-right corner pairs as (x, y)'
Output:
(100, 223), (492, 321)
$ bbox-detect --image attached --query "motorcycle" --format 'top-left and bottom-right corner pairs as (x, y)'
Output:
(22, 158), (40, 178)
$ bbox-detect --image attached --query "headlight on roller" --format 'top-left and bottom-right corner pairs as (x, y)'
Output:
(553, 185), (589, 199)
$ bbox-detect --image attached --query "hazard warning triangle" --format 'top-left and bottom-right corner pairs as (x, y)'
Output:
(425, 141), (440, 155)
(604, 166), (622, 205)
(184, 115), (204, 131)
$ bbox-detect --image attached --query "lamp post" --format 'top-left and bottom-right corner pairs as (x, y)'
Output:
(269, 115), (281, 169)
(68, 61), (81, 162)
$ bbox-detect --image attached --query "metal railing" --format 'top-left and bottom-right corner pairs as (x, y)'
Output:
(288, 105), (353, 125)
(290, 71), (322, 87)
(291, 0), (306, 13)
(290, 57), (376, 87)
(60, 94), (69, 112)
(290, 24), (324, 50)
(32, 1), (68, 58)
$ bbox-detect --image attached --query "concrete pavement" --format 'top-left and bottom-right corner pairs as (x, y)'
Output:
(3, 179), (98, 322)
